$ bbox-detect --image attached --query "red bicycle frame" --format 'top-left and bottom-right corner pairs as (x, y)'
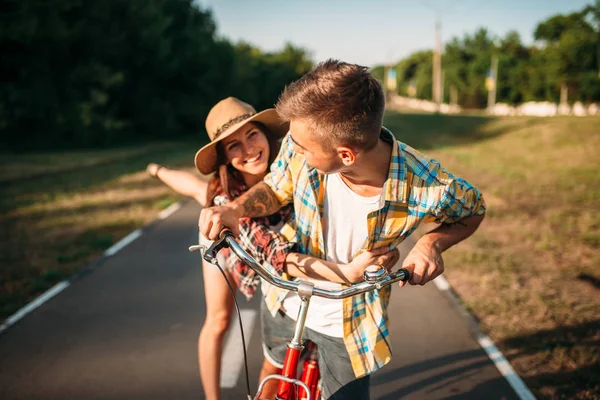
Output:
(275, 344), (320, 400)
(299, 344), (320, 399)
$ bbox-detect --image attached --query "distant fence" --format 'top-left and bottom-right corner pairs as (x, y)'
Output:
(489, 101), (600, 117)
(388, 95), (600, 117)
(388, 95), (461, 114)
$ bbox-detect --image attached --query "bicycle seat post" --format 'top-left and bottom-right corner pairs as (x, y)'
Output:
(290, 281), (315, 348)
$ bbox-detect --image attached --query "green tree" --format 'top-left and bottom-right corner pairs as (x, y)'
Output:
(0, 0), (313, 151)
(375, 2), (600, 108)
(394, 50), (433, 99)
(534, 9), (597, 102)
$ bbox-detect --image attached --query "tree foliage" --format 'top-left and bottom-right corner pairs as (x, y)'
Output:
(0, 0), (313, 151)
(380, 2), (600, 108)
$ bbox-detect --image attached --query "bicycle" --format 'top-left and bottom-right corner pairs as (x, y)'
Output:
(190, 231), (409, 400)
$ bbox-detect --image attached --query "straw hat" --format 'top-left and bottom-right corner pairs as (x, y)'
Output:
(194, 97), (289, 174)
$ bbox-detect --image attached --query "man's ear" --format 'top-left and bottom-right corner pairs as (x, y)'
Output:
(337, 146), (356, 166)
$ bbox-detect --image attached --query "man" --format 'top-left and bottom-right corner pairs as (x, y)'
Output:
(199, 59), (486, 399)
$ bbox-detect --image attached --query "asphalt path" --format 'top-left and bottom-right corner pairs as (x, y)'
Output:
(0, 200), (521, 399)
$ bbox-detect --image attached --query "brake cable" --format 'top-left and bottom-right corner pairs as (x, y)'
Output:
(198, 245), (253, 400)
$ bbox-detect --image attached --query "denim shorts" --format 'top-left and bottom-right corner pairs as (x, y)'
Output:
(260, 300), (370, 400)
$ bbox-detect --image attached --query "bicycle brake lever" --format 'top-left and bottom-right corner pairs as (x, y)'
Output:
(202, 236), (229, 264)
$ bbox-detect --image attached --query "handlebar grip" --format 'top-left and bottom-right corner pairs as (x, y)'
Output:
(219, 228), (234, 239)
(396, 268), (411, 282)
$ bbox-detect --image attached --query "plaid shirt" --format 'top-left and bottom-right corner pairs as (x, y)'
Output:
(212, 187), (296, 301)
(263, 128), (486, 378)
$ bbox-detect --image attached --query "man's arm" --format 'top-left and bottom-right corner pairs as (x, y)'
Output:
(199, 182), (283, 240)
(423, 214), (485, 252)
(400, 214), (484, 287)
(238, 181), (283, 218)
(399, 162), (487, 287)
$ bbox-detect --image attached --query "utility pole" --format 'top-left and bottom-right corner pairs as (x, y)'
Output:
(432, 17), (442, 110)
(441, 69), (445, 104)
(560, 83), (568, 106)
(450, 85), (458, 106)
(383, 64), (389, 94)
(487, 55), (499, 110)
(384, 64), (396, 102)
(423, 0), (458, 110)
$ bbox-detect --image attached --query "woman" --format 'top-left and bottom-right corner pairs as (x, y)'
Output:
(148, 97), (399, 400)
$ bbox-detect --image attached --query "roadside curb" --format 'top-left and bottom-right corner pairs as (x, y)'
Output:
(433, 275), (537, 400)
(0, 201), (186, 335)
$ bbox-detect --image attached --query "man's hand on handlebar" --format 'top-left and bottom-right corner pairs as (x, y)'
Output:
(399, 238), (444, 287)
(199, 203), (243, 240)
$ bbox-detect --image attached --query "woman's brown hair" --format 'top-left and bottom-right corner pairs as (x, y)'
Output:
(205, 122), (281, 205)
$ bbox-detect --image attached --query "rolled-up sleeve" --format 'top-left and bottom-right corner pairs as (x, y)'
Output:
(433, 177), (486, 224)
(264, 133), (295, 206)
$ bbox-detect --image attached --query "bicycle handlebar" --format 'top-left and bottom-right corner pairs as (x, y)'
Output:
(195, 230), (410, 299)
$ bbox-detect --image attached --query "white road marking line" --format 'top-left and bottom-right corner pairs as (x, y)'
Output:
(477, 335), (536, 399)
(104, 229), (142, 256)
(434, 275), (536, 400)
(158, 202), (181, 219)
(433, 275), (451, 291)
(220, 309), (257, 388)
(1, 201), (179, 333)
(0, 281), (70, 334)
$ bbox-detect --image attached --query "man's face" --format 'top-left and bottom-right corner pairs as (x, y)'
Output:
(289, 119), (343, 174)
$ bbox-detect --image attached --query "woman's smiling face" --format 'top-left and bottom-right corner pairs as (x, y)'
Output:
(221, 121), (270, 183)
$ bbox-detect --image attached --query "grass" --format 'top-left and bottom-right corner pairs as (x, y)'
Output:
(1, 113), (598, 398)
(384, 111), (600, 399)
(0, 144), (181, 183)
(0, 138), (208, 319)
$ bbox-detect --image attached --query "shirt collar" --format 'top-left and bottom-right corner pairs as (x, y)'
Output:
(380, 127), (407, 204)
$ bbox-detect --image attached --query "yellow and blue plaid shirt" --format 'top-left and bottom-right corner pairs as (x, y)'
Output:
(262, 127), (486, 378)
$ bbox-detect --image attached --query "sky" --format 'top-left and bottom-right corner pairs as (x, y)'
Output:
(196, 0), (593, 66)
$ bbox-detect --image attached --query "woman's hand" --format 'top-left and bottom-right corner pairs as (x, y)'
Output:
(284, 247), (400, 284)
(146, 163), (163, 178)
(346, 247), (400, 283)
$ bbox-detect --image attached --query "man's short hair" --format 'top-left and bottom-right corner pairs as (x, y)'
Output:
(276, 59), (385, 151)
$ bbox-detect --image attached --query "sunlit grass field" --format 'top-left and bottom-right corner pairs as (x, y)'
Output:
(1, 112), (599, 399)
(384, 112), (599, 399)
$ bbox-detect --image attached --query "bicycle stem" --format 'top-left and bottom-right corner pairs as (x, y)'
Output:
(290, 281), (314, 348)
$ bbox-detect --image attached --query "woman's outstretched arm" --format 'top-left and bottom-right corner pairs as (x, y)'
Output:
(147, 163), (208, 206)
